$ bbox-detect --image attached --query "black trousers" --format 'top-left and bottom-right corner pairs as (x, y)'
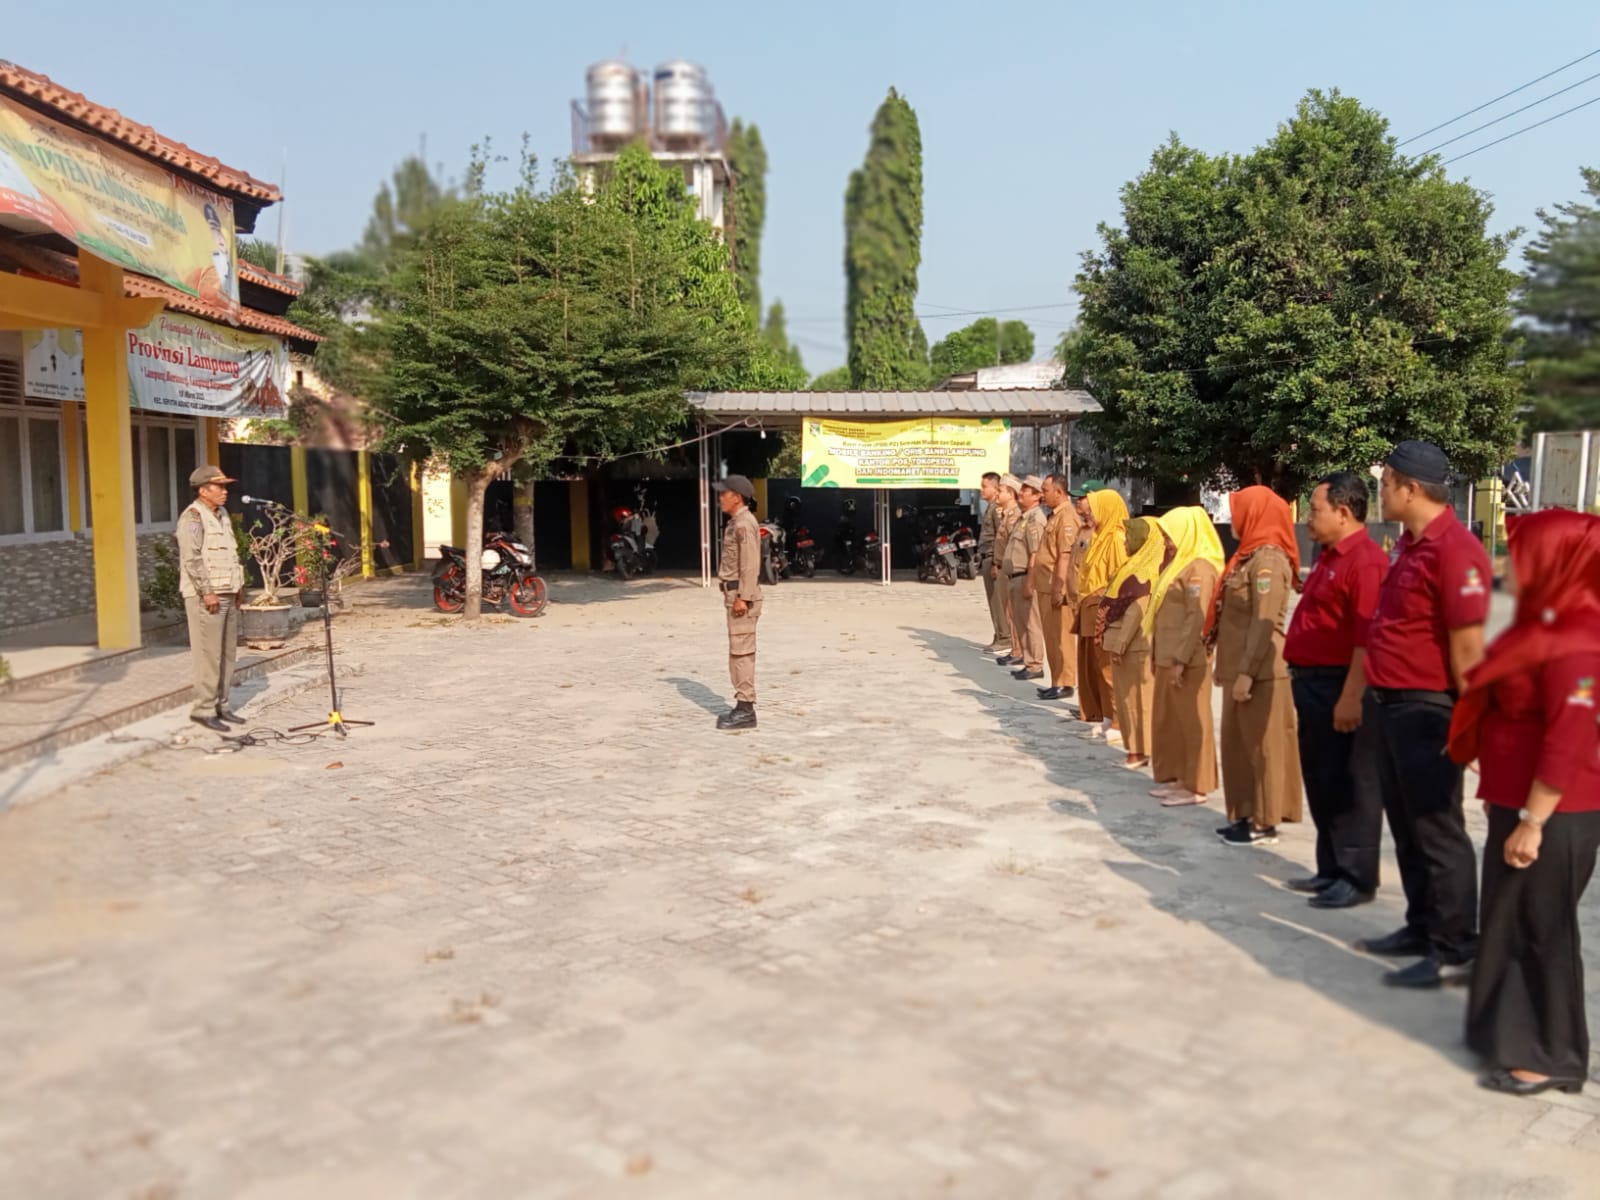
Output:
(1354, 691), (1478, 963)
(1467, 806), (1600, 1079)
(1291, 671), (1381, 892)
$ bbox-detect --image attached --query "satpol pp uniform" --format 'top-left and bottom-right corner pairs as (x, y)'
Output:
(176, 466), (246, 726)
(716, 476), (763, 730)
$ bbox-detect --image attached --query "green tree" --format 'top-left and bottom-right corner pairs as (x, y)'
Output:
(760, 301), (805, 375)
(810, 365), (853, 391)
(1072, 91), (1520, 496)
(236, 237), (281, 272)
(375, 147), (749, 616)
(845, 89), (928, 390)
(726, 120), (768, 322)
(929, 317), (1036, 379)
(1518, 167), (1600, 432)
(362, 156), (451, 267)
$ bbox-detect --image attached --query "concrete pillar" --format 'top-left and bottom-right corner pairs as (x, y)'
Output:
(357, 449), (375, 578)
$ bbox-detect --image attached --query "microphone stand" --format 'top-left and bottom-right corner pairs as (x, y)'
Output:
(246, 498), (372, 738)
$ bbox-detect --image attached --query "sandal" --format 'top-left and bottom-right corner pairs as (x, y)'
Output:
(1160, 791), (1207, 807)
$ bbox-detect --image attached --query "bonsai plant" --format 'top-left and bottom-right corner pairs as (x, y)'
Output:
(238, 505), (305, 641)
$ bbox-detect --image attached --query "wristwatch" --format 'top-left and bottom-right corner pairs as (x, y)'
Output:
(1518, 808), (1547, 829)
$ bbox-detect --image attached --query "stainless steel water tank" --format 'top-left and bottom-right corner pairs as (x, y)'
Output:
(586, 61), (641, 146)
(653, 60), (712, 145)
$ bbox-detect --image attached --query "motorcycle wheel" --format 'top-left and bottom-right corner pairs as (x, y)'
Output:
(941, 563), (957, 586)
(616, 552), (635, 581)
(510, 574), (549, 617)
(433, 562), (465, 613)
(761, 557), (778, 586)
(804, 558), (816, 578)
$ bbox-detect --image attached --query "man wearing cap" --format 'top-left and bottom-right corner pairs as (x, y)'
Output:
(714, 475), (763, 731)
(1352, 441), (1491, 989)
(976, 472), (1011, 652)
(177, 465), (246, 732)
(991, 476), (1022, 666)
(1004, 475), (1048, 681)
(1033, 473), (1080, 701)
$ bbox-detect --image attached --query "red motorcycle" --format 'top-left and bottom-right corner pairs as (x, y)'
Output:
(432, 531), (548, 617)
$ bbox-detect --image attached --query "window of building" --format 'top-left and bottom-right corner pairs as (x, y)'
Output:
(76, 411), (201, 532)
(0, 358), (69, 541)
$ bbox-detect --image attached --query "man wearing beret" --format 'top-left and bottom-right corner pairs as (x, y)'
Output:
(176, 465), (246, 733)
(714, 474), (763, 731)
(1353, 441), (1491, 988)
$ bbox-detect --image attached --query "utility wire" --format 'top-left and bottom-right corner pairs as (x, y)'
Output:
(1415, 68), (1600, 156)
(1442, 93), (1600, 165)
(1398, 47), (1600, 146)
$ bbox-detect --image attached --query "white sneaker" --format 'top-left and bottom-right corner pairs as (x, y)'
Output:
(1105, 730), (1125, 748)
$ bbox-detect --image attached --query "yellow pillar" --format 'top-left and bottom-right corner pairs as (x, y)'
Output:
(79, 253), (141, 650)
(569, 480), (591, 571)
(450, 476), (469, 549)
(357, 449), (375, 578)
(751, 477), (769, 522)
(202, 416), (221, 468)
(290, 445), (310, 515)
(61, 401), (84, 532)
(410, 461), (425, 570)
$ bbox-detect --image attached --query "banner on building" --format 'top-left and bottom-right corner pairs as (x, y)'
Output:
(799, 416), (1012, 488)
(127, 313), (288, 418)
(0, 95), (239, 306)
(20, 328), (84, 401)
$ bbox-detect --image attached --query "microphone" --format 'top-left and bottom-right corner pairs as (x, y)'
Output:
(240, 495), (287, 509)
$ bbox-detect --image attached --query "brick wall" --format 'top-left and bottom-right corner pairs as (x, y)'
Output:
(0, 531), (174, 630)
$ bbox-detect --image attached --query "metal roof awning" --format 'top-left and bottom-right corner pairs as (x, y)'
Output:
(687, 389), (1100, 429)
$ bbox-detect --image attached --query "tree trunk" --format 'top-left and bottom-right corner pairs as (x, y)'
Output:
(464, 471), (490, 621)
(513, 480), (535, 565)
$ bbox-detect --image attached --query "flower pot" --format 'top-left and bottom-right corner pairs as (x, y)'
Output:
(299, 588), (326, 610)
(239, 604), (293, 643)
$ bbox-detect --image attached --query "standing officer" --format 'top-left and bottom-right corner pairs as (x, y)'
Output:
(714, 474), (762, 731)
(1033, 473), (1080, 701)
(976, 471), (1011, 652)
(1355, 441), (1490, 988)
(1006, 475), (1048, 681)
(177, 465), (246, 732)
(992, 476), (1022, 667)
(1284, 471), (1389, 909)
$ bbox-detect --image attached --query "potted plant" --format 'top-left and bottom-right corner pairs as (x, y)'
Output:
(294, 514), (335, 608)
(238, 505), (304, 642)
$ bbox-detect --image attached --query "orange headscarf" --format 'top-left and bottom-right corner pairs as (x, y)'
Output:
(1204, 486), (1301, 636)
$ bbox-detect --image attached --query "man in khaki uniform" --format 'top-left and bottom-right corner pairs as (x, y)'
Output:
(976, 471), (1010, 651)
(714, 474), (763, 731)
(1033, 473), (1081, 701)
(1005, 475), (1048, 681)
(177, 464), (246, 732)
(991, 476), (1022, 666)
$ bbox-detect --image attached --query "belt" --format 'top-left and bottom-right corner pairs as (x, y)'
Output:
(720, 580), (743, 593)
(1008, 570), (1028, 578)
(1370, 686), (1455, 707)
(1288, 665), (1347, 680)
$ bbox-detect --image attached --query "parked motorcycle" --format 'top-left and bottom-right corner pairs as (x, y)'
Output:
(433, 531), (548, 616)
(781, 496), (818, 578)
(905, 507), (960, 586)
(863, 525), (886, 578)
(834, 499), (865, 575)
(609, 485), (659, 580)
(758, 519), (787, 586)
(949, 514), (980, 580)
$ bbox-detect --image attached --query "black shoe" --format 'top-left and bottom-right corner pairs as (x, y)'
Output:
(1057, 686), (1076, 700)
(995, 655), (1022, 667)
(1215, 819), (1250, 839)
(1036, 687), (1062, 700)
(1353, 927), (1430, 958)
(1012, 668), (1045, 681)
(217, 711), (248, 726)
(189, 715), (229, 733)
(1285, 875), (1336, 894)
(716, 702), (757, 731)
(1308, 879), (1373, 909)
(1477, 1068), (1586, 1097)
(1383, 956), (1472, 989)
(1223, 824), (1278, 847)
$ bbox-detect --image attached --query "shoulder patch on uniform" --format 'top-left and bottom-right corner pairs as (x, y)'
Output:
(1254, 568), (1273, 594)
(1459, 566), (1486, 597)
(1568, 677), (1595, 709)
(1186, 581), (1203, 597)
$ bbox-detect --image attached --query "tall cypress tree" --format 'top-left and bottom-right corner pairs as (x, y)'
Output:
(1519, 167), (1600, 432)
(726, 119), (768, 324)
(845, 89), (928, 390)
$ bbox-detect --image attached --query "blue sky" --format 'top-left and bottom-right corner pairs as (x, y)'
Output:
(9, 1), (1598, 371)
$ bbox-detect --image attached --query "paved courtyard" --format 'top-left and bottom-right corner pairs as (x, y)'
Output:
(1, 573), (1596, 1199)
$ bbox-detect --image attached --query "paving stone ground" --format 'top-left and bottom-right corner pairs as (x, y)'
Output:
(1, 572), (1596, 1200)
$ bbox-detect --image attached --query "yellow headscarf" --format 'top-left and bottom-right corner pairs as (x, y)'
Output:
(1078, 490), (1130, 596)
(1101, 517), (1170, 638)
(1148, 506), (1226, 636)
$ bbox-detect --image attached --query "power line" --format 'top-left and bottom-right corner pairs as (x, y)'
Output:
(1442, 93), (1600, 165)
(1398, 47), (1600, 146)
(1415, 68), (1600, 156)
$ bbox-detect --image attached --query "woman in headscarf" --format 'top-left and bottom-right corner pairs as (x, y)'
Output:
(1148, 506), (1226, 806)
(1451, 509), (1600, 1097)
(1098, 517), (1172, 768)
(1075, 489), (1130, 743)
(1209, 486), (1303, 847)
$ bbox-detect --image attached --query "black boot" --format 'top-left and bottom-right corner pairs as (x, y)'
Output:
(716, 701), (757, 731)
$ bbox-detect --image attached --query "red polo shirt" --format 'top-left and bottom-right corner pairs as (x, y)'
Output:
(1477, 653), (1600, 812)
(1284, 527), (1389, 668)
(1365, 510), (1492, 692)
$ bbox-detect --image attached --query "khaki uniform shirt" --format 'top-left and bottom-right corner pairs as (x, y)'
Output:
(993, 504), (1019, 572)
(1101, 596), (1150, 656)
(977, 498), (1002, 563)
(1212, 546), (1294, 682)
(1032, 504), (1080, 591)
(1152, 559), (1218, 669)
(176, 500), (245, 598)
(1003, 505), (1046, 575)
(718, 506), (762, 603)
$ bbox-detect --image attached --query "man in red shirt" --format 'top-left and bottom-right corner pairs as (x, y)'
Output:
(1284, 472), (1389, 909)
(1353, 441), (1491, 989)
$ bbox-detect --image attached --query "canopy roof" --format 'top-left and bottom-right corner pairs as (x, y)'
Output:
(688, 389), (1099, 429)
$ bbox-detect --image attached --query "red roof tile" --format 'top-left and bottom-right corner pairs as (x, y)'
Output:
(238, 259), (302, 296)
(0, 61), (281, 204)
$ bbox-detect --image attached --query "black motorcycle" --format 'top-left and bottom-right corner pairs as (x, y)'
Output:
(608, 485), (659, 580)
(949, 515), (980, 580)
(433, 531), (548, 616)
(781, 496), (817, 578)
(907, 508), (960, 586)
(834, 499), (865, 575)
